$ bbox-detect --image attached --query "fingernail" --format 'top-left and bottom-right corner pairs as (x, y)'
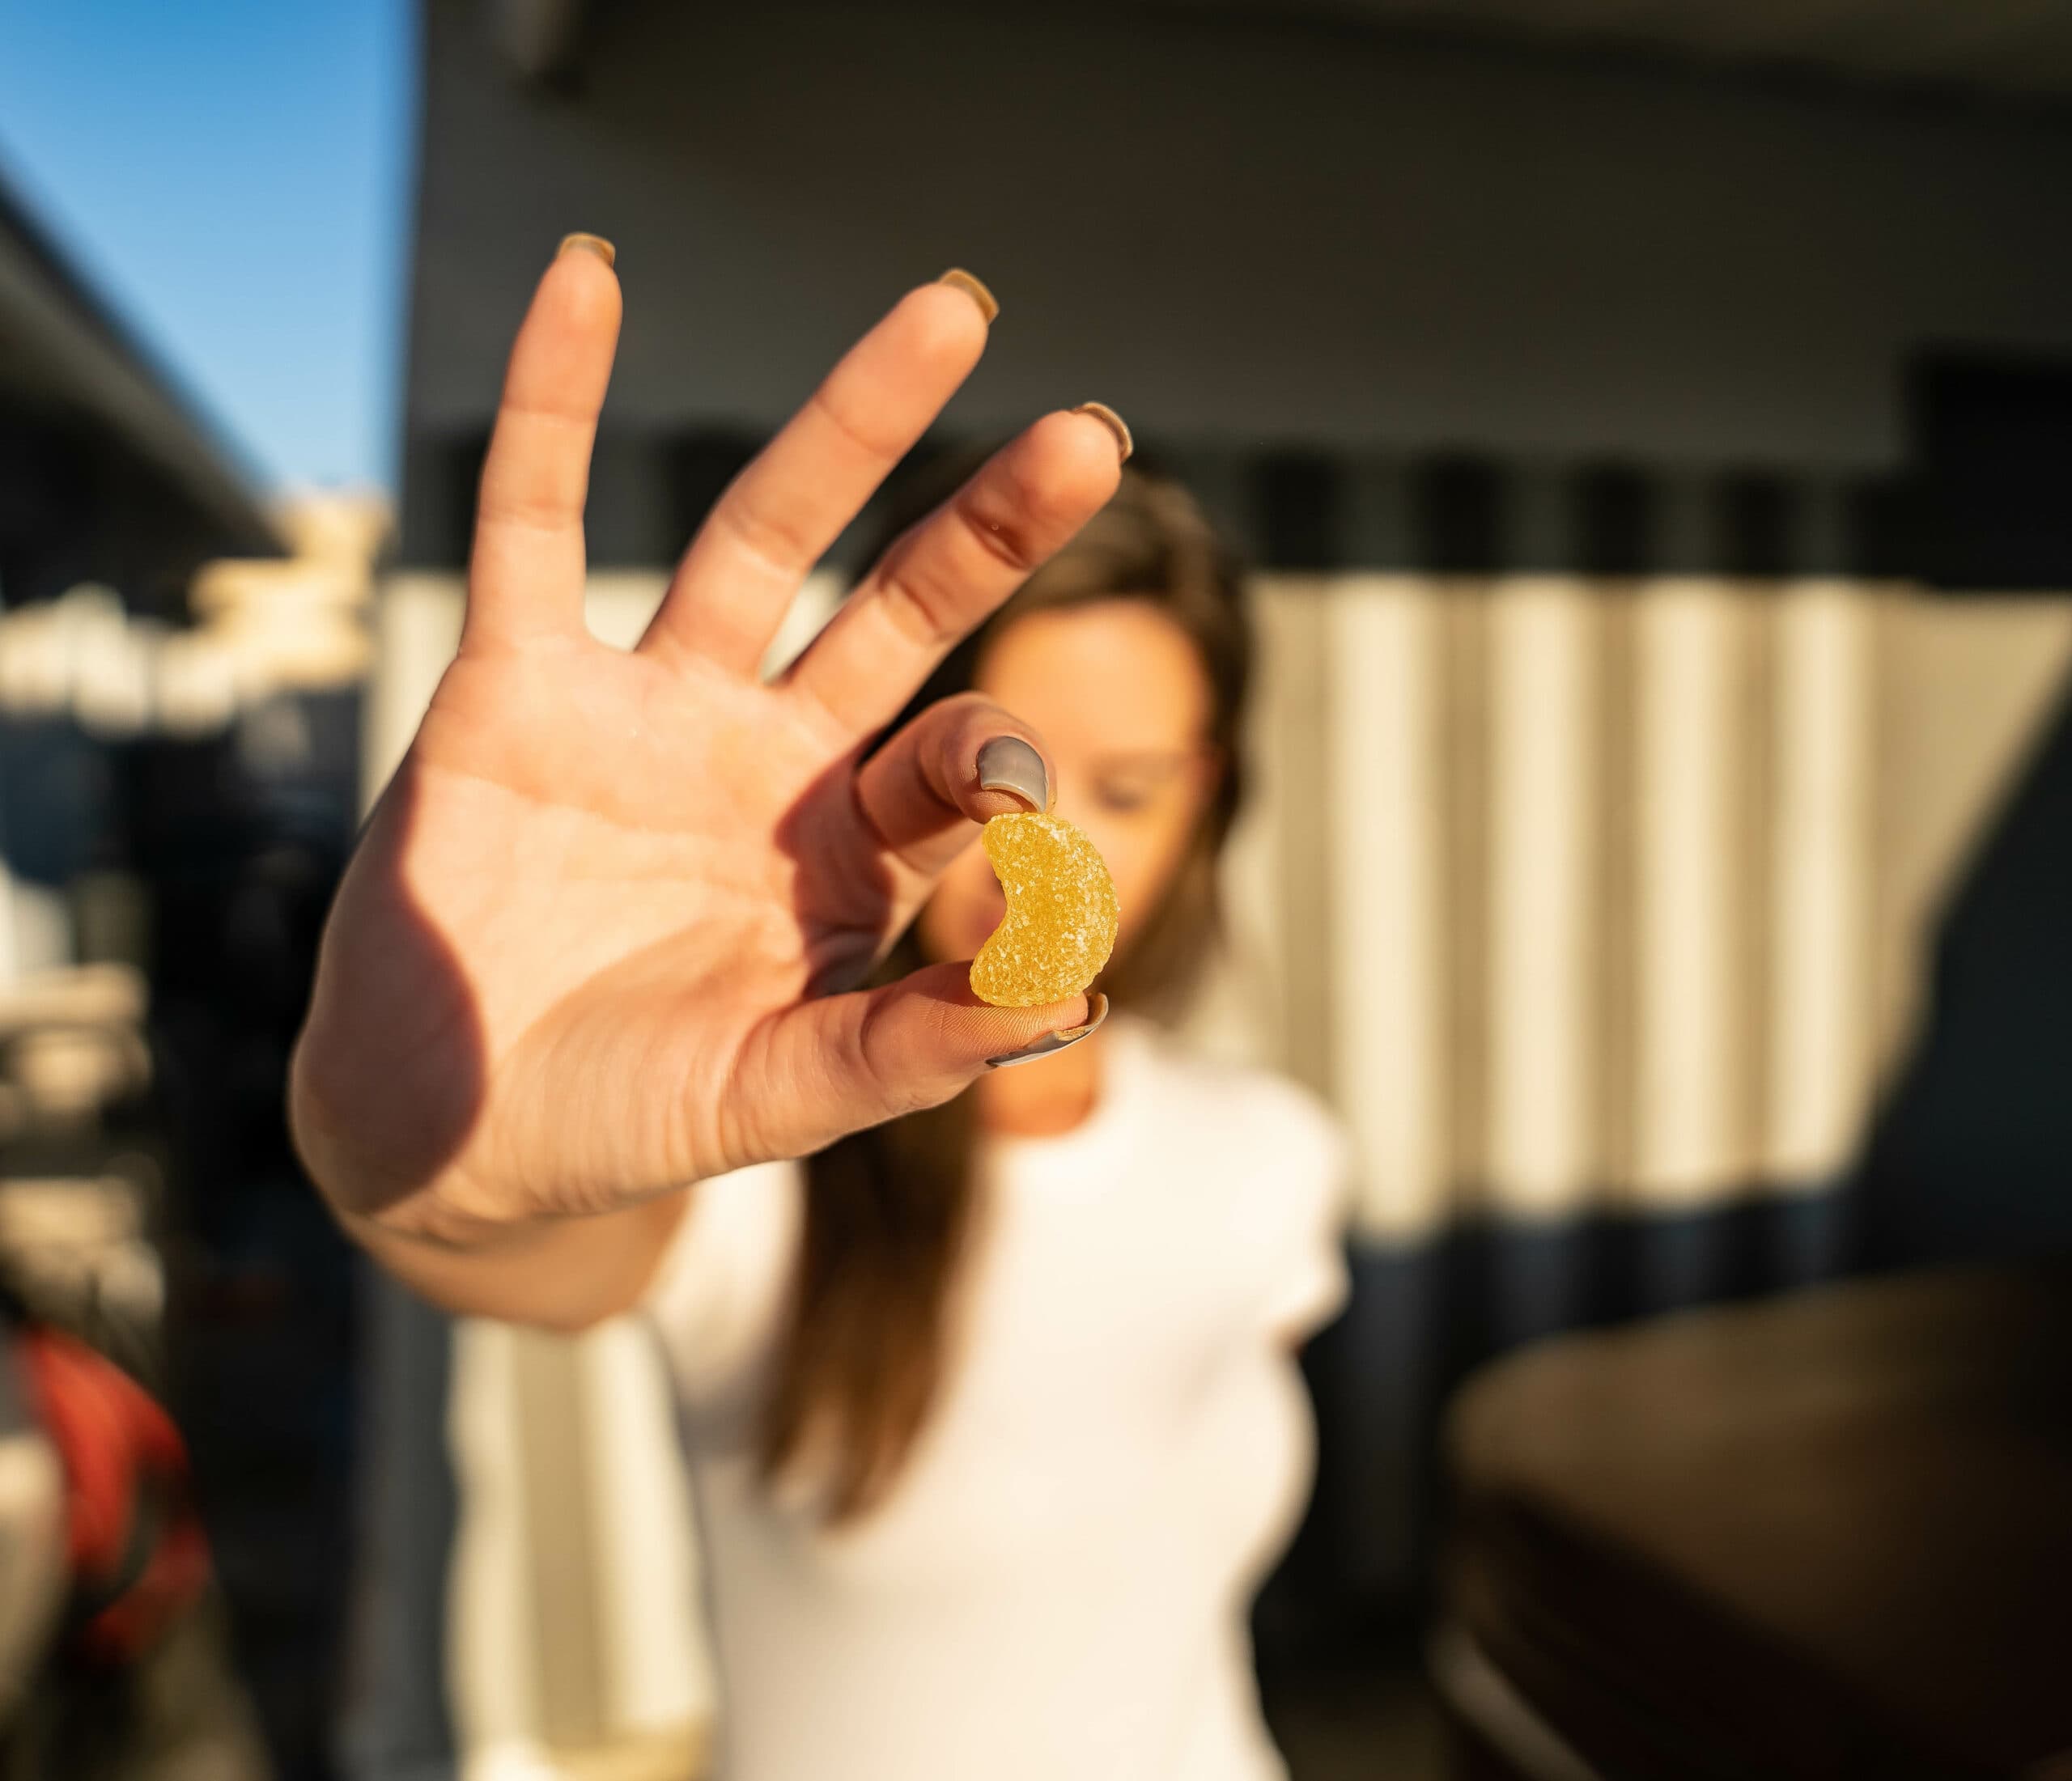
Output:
(936, 268), (999, 324)
(975, 736), (1048, 812)
(987, 994), (1109, 1070)
(1072, 401), (1132, 464)
(558, 232), (617, 268)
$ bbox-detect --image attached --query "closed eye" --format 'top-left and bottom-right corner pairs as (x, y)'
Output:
(1089, 751), (1195, 815)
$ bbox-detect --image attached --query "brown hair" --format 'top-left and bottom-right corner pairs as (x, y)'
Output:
(758, 460), (1254, 1520)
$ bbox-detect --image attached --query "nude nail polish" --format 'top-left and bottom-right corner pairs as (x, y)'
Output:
(1072, 401), (1133, 464)
(937, 269), (1000, 324)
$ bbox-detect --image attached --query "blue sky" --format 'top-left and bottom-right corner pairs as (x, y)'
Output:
(0, 0), (414, 493)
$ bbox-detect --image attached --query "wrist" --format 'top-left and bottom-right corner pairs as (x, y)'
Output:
(290, 1032), (492, 1247)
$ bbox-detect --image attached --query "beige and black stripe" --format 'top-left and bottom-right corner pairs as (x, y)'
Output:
(358, 441), (2072, 1775)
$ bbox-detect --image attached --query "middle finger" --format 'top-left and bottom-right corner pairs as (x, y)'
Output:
(639, 271), (1000, 676)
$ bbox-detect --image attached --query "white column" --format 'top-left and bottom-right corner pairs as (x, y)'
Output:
(581, 1323), (715, 1741)
(366, 573), (465, 813)
(1763, 578), (1875, 1189)
(1631, 576), (1756, 1206)
(1329, 574), (1449, 1242)
(446, 1321), (546, 1774)
(1484, 575), (1601, 1216)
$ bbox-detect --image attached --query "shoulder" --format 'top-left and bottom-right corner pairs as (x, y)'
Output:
(1123, 1024), (1355, 1337)
(1121, 1023), (1354, 1260)
(1129, 1022), (1348, 1185)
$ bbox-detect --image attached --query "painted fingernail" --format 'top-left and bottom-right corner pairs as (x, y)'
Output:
(986, 994), (1109, 1070)
(976, 736), (1048, 812)
(1072, 402), (1132, 464)
(936, 268), (1000, 324)
(558, 232), (617, 267)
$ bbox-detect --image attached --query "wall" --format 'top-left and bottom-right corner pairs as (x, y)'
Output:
(402, 0), (2072, 549)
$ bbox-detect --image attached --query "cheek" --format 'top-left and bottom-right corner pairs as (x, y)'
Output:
(918, 791), (1208, 962)
(1070, 803), (1202, 945)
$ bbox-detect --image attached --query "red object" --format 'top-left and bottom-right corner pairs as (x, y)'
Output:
(16, 1327), (210, 1664)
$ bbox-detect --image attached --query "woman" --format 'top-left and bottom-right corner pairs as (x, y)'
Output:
(292, 239), (1348, 1779)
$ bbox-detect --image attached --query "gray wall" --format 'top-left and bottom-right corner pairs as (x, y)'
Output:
(405, 0), (2072, 528)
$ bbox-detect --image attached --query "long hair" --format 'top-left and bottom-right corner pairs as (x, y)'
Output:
(759, 458), (1254, 1520)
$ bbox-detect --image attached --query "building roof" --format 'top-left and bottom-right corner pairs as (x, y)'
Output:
(0, 163), (282, 610)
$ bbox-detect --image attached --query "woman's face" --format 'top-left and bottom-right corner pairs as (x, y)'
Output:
(919, 598), (1220, 969)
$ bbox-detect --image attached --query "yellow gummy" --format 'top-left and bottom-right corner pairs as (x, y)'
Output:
(969, 812), (1119, 1008)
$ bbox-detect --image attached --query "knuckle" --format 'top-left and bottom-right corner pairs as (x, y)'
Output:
(476, 490), (571, 535)
(968, 435), (1097, 559)
(875, 553), (962, 651)
(712, 486), (817, 583)
(954, 477), (1048, 575)
(808, 382), (909, 466)
(855, 982), (954, 1119)
(850, 988), (906, 1109)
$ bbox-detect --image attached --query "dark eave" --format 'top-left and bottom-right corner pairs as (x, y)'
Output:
(0, 160), (283, 602)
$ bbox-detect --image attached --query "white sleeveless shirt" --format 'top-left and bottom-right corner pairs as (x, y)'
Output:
(640, 1016), (1351, 1781)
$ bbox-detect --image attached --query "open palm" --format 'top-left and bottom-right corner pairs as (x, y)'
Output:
(290, 245), (1122, 1242)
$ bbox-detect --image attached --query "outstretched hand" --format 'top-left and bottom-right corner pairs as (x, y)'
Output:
(291, 241), (1125, 1245)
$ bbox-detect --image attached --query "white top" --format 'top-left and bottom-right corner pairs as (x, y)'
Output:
(641, 1016), (1352, 1781)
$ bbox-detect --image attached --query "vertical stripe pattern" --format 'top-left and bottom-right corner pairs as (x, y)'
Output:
(370, 561), (2072, 1775)
(1764, 579), (1874, 1185)
(1217, 570), (2023, 1238)
(1326, 575), (1447, 1240)
(1630, 577), (1759, 1205)
(1485, 577), (1602, 1216)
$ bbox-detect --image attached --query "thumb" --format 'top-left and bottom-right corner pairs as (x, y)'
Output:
(739, 963), (1104, 1159)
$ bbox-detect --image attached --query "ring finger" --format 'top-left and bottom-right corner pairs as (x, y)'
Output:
(780, 404), (1129, 740)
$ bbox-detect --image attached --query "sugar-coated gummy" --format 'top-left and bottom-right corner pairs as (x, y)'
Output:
(969, 812), (1119, 1008)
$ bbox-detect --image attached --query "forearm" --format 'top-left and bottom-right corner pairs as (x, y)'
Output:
(336, 1194), (686, 1334)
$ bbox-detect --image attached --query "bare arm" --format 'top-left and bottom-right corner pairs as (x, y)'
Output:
(338, 1202), (686, 1334)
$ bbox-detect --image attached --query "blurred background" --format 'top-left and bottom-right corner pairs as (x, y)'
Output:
(3, 2), (2071, 1777)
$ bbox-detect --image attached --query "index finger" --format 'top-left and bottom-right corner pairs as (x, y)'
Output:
(466, 235), (623, 649)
